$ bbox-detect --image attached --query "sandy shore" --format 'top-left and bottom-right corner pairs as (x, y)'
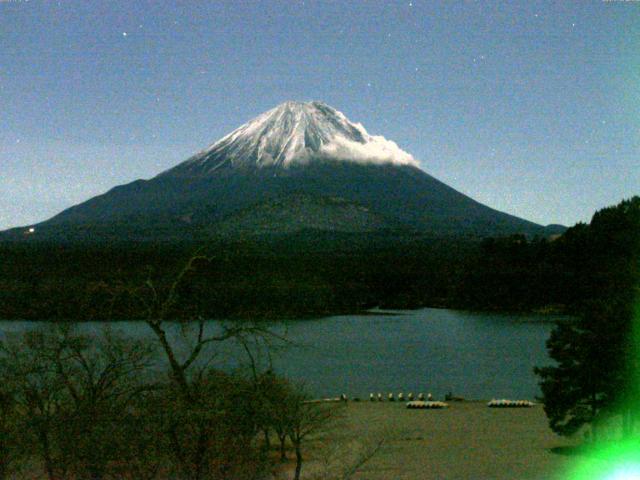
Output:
(302, 401), (580, 480)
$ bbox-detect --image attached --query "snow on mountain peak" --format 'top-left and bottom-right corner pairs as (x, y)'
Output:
(168, 101), (418, 175)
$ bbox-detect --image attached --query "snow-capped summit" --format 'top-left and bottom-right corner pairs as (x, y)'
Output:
(163, 101), (417, 176)
(4, 100), (557, 243)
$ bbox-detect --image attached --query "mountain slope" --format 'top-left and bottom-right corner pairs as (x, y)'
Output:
(2, 101), (559, 242)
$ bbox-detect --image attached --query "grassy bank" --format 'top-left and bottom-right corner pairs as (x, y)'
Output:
(288, 401), (579, 480)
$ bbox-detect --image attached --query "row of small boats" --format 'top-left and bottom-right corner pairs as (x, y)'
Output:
(369, 393), (433, 402)
(315, 395), (535, 409)
(406, 400), (448, 409)
(406, 399), (534, 409)
(487, 399), (534, 408)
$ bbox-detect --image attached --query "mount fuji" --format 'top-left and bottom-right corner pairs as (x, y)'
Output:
(5, 101), (562, 242)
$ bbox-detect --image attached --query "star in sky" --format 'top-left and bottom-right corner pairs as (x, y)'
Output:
(0, 1), (637, 230)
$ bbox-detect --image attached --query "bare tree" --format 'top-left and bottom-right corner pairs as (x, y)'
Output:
(312, 437), (386, 480)
(258, 374), (294, 462)
(117, 254), (283, 480)
(0, 254), (336, 480)
(57, 327), (155, 480)
(0, 325), (156, 480)
(0, 387), (27, 479)
(234, 325), (293, 455)
(285, 392), (337, 480)
(130, 255), (280, 400)
(93, 253), (291, 479)
(0, 328), (73, 480)
(112, 388), (165, 480)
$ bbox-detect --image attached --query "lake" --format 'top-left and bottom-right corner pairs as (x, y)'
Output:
(0, 308), (561, 400)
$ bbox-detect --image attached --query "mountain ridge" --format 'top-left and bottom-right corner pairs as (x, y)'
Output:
(2, 101), (563, 242)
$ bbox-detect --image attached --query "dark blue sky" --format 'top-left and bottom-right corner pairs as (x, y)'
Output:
(2, 0), (638, 229)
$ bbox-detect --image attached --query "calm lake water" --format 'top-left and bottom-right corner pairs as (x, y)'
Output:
(0, 308), (561, 400)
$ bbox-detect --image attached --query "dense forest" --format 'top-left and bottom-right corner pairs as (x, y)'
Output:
(0, 196), (637, 321)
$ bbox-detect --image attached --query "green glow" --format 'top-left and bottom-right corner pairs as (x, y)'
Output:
(567, 439), (640, 480)
(565, 294), (640, 480)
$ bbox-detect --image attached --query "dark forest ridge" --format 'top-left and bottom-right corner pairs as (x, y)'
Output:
(2, 102), (563, 243)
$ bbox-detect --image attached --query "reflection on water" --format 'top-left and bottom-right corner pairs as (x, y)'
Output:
(0, 308), (562, 400)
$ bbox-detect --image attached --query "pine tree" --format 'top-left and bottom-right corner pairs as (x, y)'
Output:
(535, 197), (640, 438)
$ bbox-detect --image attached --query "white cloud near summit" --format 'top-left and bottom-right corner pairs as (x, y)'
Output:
(319, 127), (418, 167)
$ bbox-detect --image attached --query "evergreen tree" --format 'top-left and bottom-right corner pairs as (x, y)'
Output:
(535, 196), (640, 438)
